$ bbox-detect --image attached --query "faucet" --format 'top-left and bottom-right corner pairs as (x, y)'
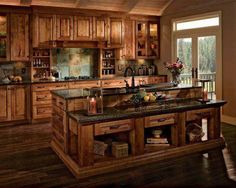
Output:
(124, 66), (135, 89)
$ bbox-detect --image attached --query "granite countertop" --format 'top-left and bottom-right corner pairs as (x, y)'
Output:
(68, 100), (226, 125)
(0, 75), (167, 86)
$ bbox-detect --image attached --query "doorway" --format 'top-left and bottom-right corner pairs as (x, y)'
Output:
(172, 12), (222, 99)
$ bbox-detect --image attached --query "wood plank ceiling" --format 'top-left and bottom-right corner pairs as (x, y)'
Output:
(0, 0), (174, 16)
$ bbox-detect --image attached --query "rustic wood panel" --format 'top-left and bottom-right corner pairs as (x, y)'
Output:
(0, 86), (11, 122)
(73, 16), (93, 40)
(10, 13), (29, 61)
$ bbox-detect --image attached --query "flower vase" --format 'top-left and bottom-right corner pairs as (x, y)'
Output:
(171, 73), (180, 86)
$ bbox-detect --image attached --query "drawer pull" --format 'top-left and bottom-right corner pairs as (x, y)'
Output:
(59, 102), (64, 106)
(196, 112), (210, 117)
(37, 86), (45, 89)
(110, 125), (121, 129)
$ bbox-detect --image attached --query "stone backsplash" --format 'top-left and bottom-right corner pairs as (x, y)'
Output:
(0, 62), (30, 81)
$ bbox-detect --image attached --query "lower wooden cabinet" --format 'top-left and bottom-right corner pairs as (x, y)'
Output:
(0, 85), (29, 123)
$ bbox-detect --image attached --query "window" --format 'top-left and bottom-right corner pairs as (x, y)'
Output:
(173, 15), (220, 31)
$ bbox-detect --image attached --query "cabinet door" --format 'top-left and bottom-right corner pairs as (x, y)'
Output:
(93, 16), (108, 41)
(147, 22), (159, 58)
(0, 13), (10, 61)
(136, 21), (148, 58)
(11, 85), (27, 121)
(74, 16), (93, 40)
(108, 18), (124, 47)
(56, 15), (73, 40)
(10, 14), (29, 61)
(121, 19), (135, 59)
(0, 86), (11, 122)
(33, 14), (55, 47)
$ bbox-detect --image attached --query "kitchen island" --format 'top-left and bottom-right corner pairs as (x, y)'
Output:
(50, 85), (226, 178)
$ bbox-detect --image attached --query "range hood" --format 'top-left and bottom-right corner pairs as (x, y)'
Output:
(43, 40), (107, 48)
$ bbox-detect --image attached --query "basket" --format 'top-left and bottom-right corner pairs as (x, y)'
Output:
(94, 140), (108, 156)
(186, 123), (205, 143)
(112, 142), (128, 158)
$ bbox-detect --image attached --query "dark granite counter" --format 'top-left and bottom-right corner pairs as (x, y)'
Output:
(68, 100), (226, 125)
(0, 75), (167, 86)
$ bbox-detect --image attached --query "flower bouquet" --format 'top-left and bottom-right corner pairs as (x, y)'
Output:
(164, 58), (184, 86)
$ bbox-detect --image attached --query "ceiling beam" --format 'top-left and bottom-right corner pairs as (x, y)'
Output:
(159, 0), (174, 15)
(124, 0), (140, 12)
(19, 0), (32, 6)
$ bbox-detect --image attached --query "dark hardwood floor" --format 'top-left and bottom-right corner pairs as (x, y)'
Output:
(0, 122), (236, 188)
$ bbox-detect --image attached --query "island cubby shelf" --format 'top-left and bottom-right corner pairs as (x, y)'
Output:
(50, 85), (226, 179)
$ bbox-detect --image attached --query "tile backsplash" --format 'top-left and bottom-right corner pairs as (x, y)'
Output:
(52, 48), (99, 78)
(0, 62), (30, 81)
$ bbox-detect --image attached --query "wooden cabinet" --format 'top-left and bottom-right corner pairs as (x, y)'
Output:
(0, 85), (28, 123)
(148, 76), (167, 84)
(93, 16), (108, 41)
(136, 21), (159, 59)
(33, 14), (55, 47)
(0, 13), (10, 61)
(0, 86), (11, 121)
(32, 83), (68, 120)
(10, 14), (29, 61)
(56, 15), (73, 40)
(108, 18), (124, 47)
(74, 16), (93, 40)
(11, 85), (28, 120)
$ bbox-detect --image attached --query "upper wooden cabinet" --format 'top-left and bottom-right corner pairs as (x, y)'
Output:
(0, 13), (10, 61)
(136, 21), (159, 59)
(108, 18), (124, 47)
(74, 16), (93, 41)
(56, 15), (73, 40)
(33, 14), (55, 47)
(121, 19), (135, 59)
(93, 16), (108, 41)
(10, 14), (29, 61)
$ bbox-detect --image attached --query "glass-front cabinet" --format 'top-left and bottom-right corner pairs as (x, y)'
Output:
(136, 21), (159, 59)
(0, 14), (9, 61)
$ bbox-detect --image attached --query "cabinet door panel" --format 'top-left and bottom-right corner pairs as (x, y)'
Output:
(11, 86), (27, 121)
(109, 18), (123, 47)
(33, 14), (55, 47)
(10, 14), (29, 61)
(56, 15), (73, 40)
(0, 86), (11, 122)
(93, 17), (107, 40)
(74, 16), (92, 40)
(122, 19), (135, 59)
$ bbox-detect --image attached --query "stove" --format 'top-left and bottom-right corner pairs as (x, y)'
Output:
(64, 76), (97, 80)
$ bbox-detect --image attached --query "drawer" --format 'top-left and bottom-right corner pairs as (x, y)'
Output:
(186, 108), (213, 121)
(67, 99), (86, 111)
(32, 83), (68, 91)
(148, 76), (166, 84)
(68, 80), (100, 89)
(32, 105), (52, 119)
(56, 97), (66, 110)
(52, 106), (66, 133)
(145, 113), (176, 128)
(94, 119), (133, 136)
(32, 91), (51, 105)
(101, 80), (126, 88)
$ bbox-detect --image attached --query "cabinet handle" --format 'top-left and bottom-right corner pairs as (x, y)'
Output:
(195, 68), (198, 79)
(196, 112), (210, 117)
(37, 86), (45, 89)
(59, 102), (64, 106)
(110, 125), (121, 129)
(192, 68), (194, 79)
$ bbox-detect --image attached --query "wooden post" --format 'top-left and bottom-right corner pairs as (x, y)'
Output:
(78, 124), (94, 167)
(177, 112), (186, 146)
(208, 108), (221, 139)
(133, 118), (144, 155)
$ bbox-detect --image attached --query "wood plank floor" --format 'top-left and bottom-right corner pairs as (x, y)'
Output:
(0, 122), (236, 187)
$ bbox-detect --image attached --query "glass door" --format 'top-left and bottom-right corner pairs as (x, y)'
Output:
(176, 38), (193, 85)
(198, 36), (216, 99)
(175, 35), (217, 99)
